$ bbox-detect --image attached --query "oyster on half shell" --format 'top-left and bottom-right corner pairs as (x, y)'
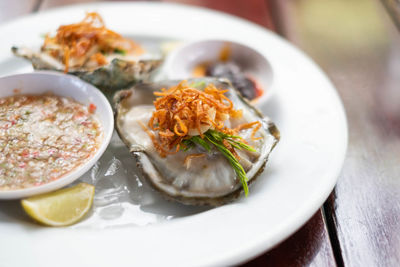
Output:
(12, 46), (162, 93)
(114, 78), (279, 205)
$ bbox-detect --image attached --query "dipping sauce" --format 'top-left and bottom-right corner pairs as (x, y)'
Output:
(0, 94), (102, 190)
(192, 45), (264, 101)
(205, 62), (263, 100)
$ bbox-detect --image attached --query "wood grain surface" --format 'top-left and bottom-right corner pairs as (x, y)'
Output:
(279, 0), (400, 266)
(246, 211), (336, 267)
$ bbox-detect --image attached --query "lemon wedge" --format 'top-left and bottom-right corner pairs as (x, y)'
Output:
(21, 183), (95, 226)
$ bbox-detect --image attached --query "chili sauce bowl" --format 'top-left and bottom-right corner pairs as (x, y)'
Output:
(164, 39), (274, 105)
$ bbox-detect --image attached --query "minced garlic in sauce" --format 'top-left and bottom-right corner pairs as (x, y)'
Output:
(0, 94), (102, 190)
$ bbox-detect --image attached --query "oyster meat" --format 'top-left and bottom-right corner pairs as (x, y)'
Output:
(114, 78), (279, 205)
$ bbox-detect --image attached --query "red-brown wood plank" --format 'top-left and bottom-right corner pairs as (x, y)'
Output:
(0, 0), (41, 23)
(278, 0), (400, 266)
(244, 211), (336, 267)
(161, 0), (275, 29)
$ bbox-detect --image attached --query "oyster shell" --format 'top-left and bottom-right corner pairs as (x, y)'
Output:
(114, 78), (279, 205)
(12, 46), (162, 92)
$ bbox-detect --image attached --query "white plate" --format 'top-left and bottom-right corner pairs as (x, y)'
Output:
(0, 2), (347, 267)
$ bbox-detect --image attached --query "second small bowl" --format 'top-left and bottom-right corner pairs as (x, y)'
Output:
(164, 39), (274, 105)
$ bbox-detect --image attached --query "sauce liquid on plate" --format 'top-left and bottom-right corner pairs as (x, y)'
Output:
(0, 94), (102, 190)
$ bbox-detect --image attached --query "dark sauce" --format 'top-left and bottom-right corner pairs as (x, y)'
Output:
(205, 62), (262, 100)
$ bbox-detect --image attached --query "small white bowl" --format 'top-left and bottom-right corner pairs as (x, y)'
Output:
(0, 71), (114, 199)
(164, 39), (274, 105)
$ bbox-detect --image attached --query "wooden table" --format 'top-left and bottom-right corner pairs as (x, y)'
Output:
(1, 0), (399, 266)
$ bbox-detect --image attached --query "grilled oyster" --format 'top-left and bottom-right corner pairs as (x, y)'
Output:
(11, 12), (162, 93)
(114, 78), (279, 205)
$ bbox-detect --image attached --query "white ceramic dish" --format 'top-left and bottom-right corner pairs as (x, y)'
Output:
(0, 3), (347, 267)
(165, 39), (273, 105)
(0, 72), (114, 199)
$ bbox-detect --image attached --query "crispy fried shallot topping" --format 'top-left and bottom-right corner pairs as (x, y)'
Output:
(144, 81), (262, 157)
(42, 12), (143, 72)
(149, 81), (241, 138)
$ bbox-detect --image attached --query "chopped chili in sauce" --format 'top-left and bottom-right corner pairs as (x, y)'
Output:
(0, 94), (102, 190)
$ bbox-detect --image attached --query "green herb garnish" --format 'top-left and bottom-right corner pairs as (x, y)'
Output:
(114, 48), (127, 55)
(189, 81), (206, 89)
(184, 129), (255, 196)
(206, 130), (256, 153)
(182, 135), (211, 152)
